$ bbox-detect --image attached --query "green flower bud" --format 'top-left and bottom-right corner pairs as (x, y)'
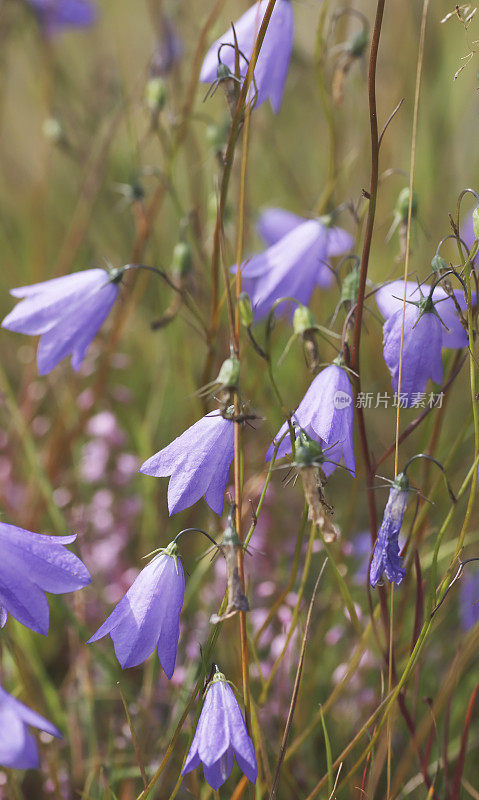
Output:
(206, 124), (227, 152)
(473, 206), (479, 241)
(348, 28), (368, 58)
(340, 268), (360, 304)
(145, 77), (167, 111)
(293, 304), (316, 336)
(172, 241), (193, 280)
(395, 187), (418, 222)
(293, 429), (324, 468)
(216, 357), (240, 389)
(431, 254), (447, 273)
(238, 292), (254, 327)
(217, 62), (232, 81)
(42, 117), (63, 144)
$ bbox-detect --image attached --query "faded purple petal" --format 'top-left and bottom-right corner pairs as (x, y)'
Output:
(460, 571), (479, 630)
(139, 412), (234, 516)
(88, 553), (184, 676)
(200, 0), (294, 113)
(370, 485), (408, 586)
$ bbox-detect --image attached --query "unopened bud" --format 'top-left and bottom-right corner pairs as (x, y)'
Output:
(171, 241), (193, 281)
(473, 206), (479, 240)
(431, 254), (447, 273)
(145, 77), (167, 111)
(217, 62), (233, 81)
(42, 117), (64, 144)
(293, 429), (324, 468)
(396, 187), (418, 222)
(293, 304), (316, 336)
(216, 357), (240, 390)
(206, 123), (227, 153)
(238, 292), (254, 327)
(341, 269), (360, 304)
(348, 28), (368, 58)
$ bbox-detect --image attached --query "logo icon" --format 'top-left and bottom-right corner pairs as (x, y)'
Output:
(333, 390), (352, 409)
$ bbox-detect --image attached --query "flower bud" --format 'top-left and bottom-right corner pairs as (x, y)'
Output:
(395, 187), (418, 223)
(145, 77), (167, 112)
(171, 242), (193, 281)
(206, 122), (228, 153)
(293, 304), (316, 336)
(340, 268), (360, 304)
(215, 357), (240, 390)
(347, 28), (368, 58)
(217, 62), (233, 81)
(293, 428), (324, 468)
(42, 117), (64, 145)
(431, 254), (447, 273)
(473, 206), (479, 241)
(238, 292), (254, 327)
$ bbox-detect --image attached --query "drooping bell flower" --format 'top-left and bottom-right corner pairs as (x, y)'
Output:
(382, 292), (443, 407)
(182, 668), (257, 790)
(376, 280), (472, 349)
(88, 541), (184, 676)
(267, 363), (355, 477)
(26, 0), (97, 37)
(200, 0), (294, 113)
(0, 684), (61, 769)
(2, 267), (122, 375)
(257, 207), (304, 246)
(139, 411), (235, 516)
(369, 473), (409, 587)
(238, 216), (353, 321)
(0, 522), (91, 635)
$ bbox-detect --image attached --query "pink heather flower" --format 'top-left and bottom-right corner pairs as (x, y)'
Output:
(139, 411), (235, 515)
(200, 0), (294, 113)
(2, 268), (121, 375)
(182, 670), (257, 789)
